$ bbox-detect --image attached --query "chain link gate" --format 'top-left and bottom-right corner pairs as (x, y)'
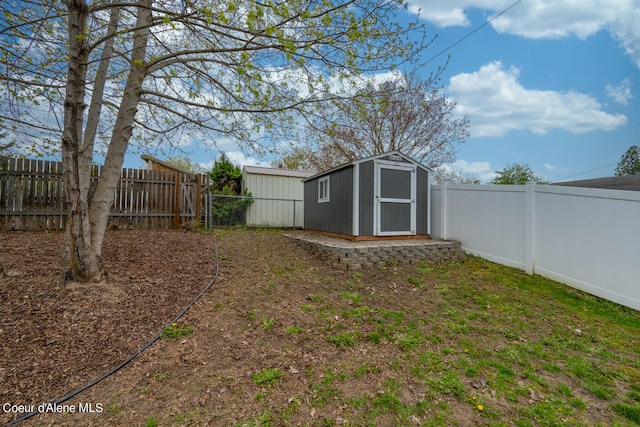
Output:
(209, 194), (303, 228)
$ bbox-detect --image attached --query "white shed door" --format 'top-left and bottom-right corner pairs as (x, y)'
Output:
(375, 162), (416, 236)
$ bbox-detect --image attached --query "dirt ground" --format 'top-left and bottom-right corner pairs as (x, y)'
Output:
(1, 229), (637, 426)
(0, 230), (220, 423)
(1, 229), (366, 426)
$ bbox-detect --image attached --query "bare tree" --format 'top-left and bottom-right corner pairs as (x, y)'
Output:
(304, 71), (470, 170)
(0, 132), (15, 156)
(1, 0), (426, 282)
(163, 156), (206, 174)
(431, 167), (480, 184)
(270, 146), (317, 172)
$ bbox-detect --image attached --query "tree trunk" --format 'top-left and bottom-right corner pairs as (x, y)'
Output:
(61, 0), (104, 282)
(88, 0), (151, 262)
(62, 0), (150, 282)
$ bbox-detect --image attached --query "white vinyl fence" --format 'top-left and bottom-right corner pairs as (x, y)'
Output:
(430, 183), (640, 311)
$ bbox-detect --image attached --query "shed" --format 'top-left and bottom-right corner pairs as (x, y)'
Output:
(242, 166), (315, 228)
(141, 154), (194, 175)
(303, 151), (431, 239)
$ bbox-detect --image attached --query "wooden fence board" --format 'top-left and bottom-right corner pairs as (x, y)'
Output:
(0, 157), (210, 231)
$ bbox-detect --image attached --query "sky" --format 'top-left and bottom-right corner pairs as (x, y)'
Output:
(407, 0), (640, 183)
(172, 0), (639, 183)
(6, 1), (638, 183)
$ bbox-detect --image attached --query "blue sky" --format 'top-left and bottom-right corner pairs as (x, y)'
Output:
(173, 0), (638, 183)
(7, 1), (636, 183)
(410, 0), (640, 183)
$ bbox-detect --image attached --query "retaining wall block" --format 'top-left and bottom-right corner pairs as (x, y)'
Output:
(287, 234), (464, 270)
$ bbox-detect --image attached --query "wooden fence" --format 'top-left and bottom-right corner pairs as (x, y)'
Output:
(0, 157), (211, 231)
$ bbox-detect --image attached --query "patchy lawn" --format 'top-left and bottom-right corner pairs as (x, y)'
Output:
(1, 228), (639, 426)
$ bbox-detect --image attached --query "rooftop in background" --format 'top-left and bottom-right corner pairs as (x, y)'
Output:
(141, 154), (197, 175)
(552, 174), (640, 191)
(242, 165), (315, 178)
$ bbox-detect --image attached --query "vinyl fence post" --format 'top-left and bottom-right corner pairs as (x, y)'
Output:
(524, 181), (535, 274)
(426, 173), (431, 236)
(440, 183), (448, 240)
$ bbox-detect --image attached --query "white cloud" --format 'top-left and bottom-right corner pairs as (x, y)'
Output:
(438, 160), (496, 182)
(544, 163), (567, 171)
(196, 151), (270, 173)
(409, 1), (501, 27)
(488, 0), (622, 39)
(451, 159), (496, 182)
(409, 5), (471, 27)
(606, 79), (633, 105)
(452, 159), (491, 174)
(609, 6), (640, 69)
(408, 0), (640, 68)
(224, 151), (270, 168)
(448, 61), (628, 137)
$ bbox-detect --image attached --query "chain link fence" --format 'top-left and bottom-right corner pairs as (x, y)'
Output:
(209, 194), (303, 228)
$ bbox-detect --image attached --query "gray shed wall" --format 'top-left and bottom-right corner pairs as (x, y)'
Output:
(303, 153), (430, 237)
(304, 166), (353, 234)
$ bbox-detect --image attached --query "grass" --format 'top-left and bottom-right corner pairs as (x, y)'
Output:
(160, 323), (194, 340)
(613, 403), (640, 424)
(310, 255), (639, 425)
(88, 230), (640, 426)
(261, 315), (275, 330)
(153, 371), (168, 382)
(252, 368), (284, 386)
(234, 410), (272, 427)
(285, 325), (304, 335)
(327, 332), (358, 348)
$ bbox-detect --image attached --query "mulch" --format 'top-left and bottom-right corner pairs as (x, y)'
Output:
(0, 229), (217, 423)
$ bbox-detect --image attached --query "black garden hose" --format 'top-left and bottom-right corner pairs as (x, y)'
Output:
(7, 233), (220, 426)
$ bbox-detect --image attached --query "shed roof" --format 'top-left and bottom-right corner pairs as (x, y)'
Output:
(243, 165), (315, 178)
(303, 150), (431, 182)
(552, 174), (640, 191)
(141, 154), (195, 175)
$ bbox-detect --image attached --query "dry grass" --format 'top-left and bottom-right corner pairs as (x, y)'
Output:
(2, 229), (638, 426)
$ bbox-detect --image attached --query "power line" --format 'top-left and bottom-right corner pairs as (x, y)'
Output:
(417, 1), (619, 184)
(551, 162), (618, 183)
(424, 0), (525, 65)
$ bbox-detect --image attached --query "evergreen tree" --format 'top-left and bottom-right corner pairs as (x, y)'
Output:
(209, 154), (243, 194)
(209, 154), (253, 226)
(615, 145), (640, 176)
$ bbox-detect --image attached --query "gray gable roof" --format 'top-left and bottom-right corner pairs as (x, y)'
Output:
(303, 150), (431, 182)
(242, 165), (315, 178)
(552, 174), (640, 191)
